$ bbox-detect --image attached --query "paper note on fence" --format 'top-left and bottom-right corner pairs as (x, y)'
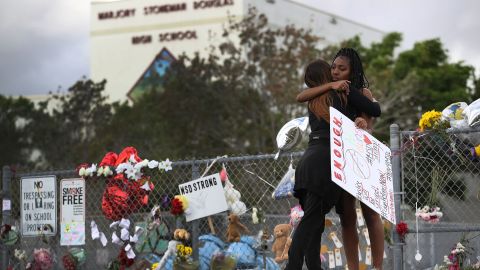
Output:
(178, 173), (228, 222)
(330, 107), (396, 224)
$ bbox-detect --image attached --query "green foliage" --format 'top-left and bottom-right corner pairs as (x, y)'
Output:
(0, 95), (37, 166)
(1, 10), (479, 169)
(28, 79), (116, 169)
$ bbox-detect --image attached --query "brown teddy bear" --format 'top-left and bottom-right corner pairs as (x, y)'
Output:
(174, 228), (190, 242)
(271, 223), (292, 263)
(226, 213), (249, 242)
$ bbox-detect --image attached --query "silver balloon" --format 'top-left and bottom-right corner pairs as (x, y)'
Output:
(441, 102), (467, 121)
(465, 98), (480, 127)
(275, 117), (309, 159)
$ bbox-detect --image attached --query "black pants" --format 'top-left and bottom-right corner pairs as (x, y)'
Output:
(285, 192), (330, 270)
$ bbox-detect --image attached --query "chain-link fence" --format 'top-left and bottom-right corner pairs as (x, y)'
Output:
(399, 127), (480, 269)
(1, 151), (395, 269)
(2, 126), (479, 269)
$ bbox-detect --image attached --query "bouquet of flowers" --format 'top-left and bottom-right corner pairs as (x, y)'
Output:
(419, 110), (450, 131)
(173, 244), (198, 270)
(443, 242), (469, 270)
(416, 205), (443, 223)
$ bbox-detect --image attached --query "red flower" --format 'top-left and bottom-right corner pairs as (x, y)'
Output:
(99, 152), (118, 167)
(115, 147), (141, 166)
(396, 221), (408, 242)
(62, 254), (77, 270)
(170, 198), (184, 216)
(118, 248), (134, 267)
(75, 163), (89, 174)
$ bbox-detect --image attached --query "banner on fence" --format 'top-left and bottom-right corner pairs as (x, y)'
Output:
(21, 176), (57, 236)
(330, 107), (396, 224)
(60, 178), (86, 245)
(178, 173), (228, 222)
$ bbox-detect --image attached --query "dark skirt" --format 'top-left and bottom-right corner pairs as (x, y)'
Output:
(294, 139), (342, 210)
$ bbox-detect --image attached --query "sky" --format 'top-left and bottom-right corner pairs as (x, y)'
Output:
(0, 0), (479, 96)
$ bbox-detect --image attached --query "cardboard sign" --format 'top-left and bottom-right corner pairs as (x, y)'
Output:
(178, 173), (228, 222)
(330, 107), (396, 224)
(21, 176), (57, 236)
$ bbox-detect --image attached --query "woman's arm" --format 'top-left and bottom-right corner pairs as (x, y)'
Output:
(296, 80), (350, 102)
(348, 88), (381, 117)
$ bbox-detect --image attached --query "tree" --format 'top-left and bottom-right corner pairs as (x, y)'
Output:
(0, 95), (37, 167)
(102, 8), (323, 159)
(318, 34), (477, 140)
(30, 79), (116, 169)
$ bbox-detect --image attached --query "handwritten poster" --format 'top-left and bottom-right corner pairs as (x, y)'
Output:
(21, 176), (57, 236)
(178, 173), (228, 222)
(330, 107), (396, 224)
(60, 178), (85, 245)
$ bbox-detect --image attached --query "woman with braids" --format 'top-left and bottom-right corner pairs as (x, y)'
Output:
(296, 48), (384, 270)
(286, 57), (380, 270)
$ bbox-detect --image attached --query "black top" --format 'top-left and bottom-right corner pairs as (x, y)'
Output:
(294, 88), (381, 204)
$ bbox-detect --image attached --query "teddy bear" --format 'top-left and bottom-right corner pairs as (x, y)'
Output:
(226, 213), (249, 242)
(271, 223), (292, 263)
(174, 228), (190, 242)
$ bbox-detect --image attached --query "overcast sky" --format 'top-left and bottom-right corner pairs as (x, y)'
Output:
(1, 0), (479, 96)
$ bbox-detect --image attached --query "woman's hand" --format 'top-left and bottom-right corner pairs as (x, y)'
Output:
(355, 117), (368, 130)
(330, 80), (350, 94)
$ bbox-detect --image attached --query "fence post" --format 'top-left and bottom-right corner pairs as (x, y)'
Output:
(390, 124), (403, 270)
(191, 161), (200, 261)
(1, 166), (12, 269)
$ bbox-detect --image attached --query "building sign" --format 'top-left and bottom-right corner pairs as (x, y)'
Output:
(60, 178), (85, 246)
(329, 107), (396, 224)
(96, 0), (234, 20)
(21, 176), (57, 236)
(178, 173), (228, 222)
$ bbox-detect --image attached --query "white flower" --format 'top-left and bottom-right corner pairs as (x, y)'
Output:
(456, 242), (465, 250)
(140, 181), (151, 191)
(148, 160), (159, 169)
(160, 158), (172, 172)
(134, 159), (149, 170)
(15, 249), (27, 261)
(85, 164), (97, 176)
(129, 154), (137, 163)
(97, 166), (104, 176)
(116, 163), (131, 174)
(103, 166), (113, 176)
(79, 167), (86, 177)
(443, 255), (450, 263)
(126, 166), (141, 180)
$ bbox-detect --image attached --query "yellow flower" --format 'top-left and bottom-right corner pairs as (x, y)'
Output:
(151, 263), (159, 270)
(419, 110), (443, 131)
(177, 244), (185, 253)
(184, 247), (193, 256)
(174, 195), (189, 211)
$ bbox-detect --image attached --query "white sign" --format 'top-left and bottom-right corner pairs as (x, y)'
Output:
(329, 107), (396, 224)
(2, 199), (11, 211)
(21, 176), (57, 236)
(60, 178), (85, 223)
(60, 178), (86, 246)
(178, 173), (228, 222)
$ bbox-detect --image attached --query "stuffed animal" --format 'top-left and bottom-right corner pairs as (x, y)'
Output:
(271, 224), (292, 263)
(281, 237), (292, 261)
(226, 214), (249, 242)
(174, 229), (190, 242)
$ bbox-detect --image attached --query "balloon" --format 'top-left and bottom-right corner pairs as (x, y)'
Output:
(289, 205), (304, 228)
(465, 98), (480, 127)
(441, 102), (467, 121)
(275, 117), (309, 159)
